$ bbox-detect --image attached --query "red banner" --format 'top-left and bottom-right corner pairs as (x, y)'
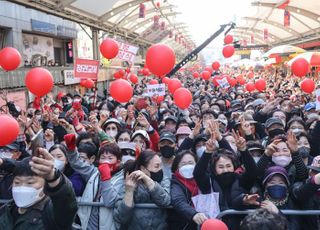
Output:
(74, 58), (99, 80)
(263, 28), (268, 40)
(284, 10), (290, 27)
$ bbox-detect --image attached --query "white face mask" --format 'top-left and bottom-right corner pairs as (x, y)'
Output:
(159, 108), (165, 113)
(179, 164), (195, 179)
(292, 128), (302, 135)
(272, 155), (292, 167)
(196, 146), (206, 158)
(12, 186), (43, 208)
(54, 159), (66, 171)
(122, 155), (135, 164)
(107, 130), (118, 138)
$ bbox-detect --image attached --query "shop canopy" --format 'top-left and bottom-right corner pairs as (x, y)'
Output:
(10, 0), (194, 54)
(231, 0), (320, 47)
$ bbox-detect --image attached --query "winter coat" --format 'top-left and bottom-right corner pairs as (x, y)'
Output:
(114, 176), (171, 230)
(0, 175), (77, 230)
(168, 175), (198, 230)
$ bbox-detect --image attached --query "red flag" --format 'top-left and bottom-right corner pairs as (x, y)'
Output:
(263, 28), (268, 40)
(284, 10), (290, 27)
(277, 0), (290, 9)
(139, 3), (145, 18)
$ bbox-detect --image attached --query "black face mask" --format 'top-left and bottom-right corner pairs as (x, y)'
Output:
(268, 128), (285, 139)
(215, 172), (236, 188)
(160, 146), (175, 158)
(149, 169), (163, 183)
(298, 146), (310, 158)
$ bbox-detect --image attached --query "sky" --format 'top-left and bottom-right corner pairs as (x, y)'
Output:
(172, 0), (254, 63)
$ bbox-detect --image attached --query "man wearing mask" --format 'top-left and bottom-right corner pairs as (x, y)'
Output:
(0, 141), (23, 199)
(159, 132), (177, 178)
(0, 148), (77, 229)
(262, 117), (286, 147)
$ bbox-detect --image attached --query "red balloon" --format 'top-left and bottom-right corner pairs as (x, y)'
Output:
(25, 68), (53, 97)
(212, 61), (220, 71)
(224, 35), (233, 44)
(100, 38), (119, 59)
(138, 69), (143, 75)
(173, 88), (192, 109)
(156, 95), (164, 104)
(201, 219), (228, 230)
(201, 71), (211, 80)
(193, 72), (200, 78)
(129, 74), (138, 84)
(146, 44), (176, 76)
(118, 69), (125, 77)
(236, 75), (246, 85)
(142, 68), (151, 76)
(80, 79), (87, 87)
(222, 45), (235, 58)
(204, 66), (213, 74)
(228, 77), (237, 87)
(162, 76), (170, 84)
(168, 78), (182, 94)
(247, 71), (254, 79)
(246, 82), (256, 92)
(149, 79), (159, 85)
(291, 58), (309, 77)
(110, 79), (133, 103)
(0, 47), (21, 71)
(84, 79), (94, 88)
(301, 78), (315, 94)
(212, 75), (222, 86)
(255, 79), (266, 91)
(114, 71), (121, 79)
(0, 115), (19, 146)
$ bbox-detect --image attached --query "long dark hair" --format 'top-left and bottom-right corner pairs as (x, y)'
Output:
(49, 144), (74, 177)
(123, 150), (158, 176)
(210, 149), (237, 175)
(171, 150), (197, 173)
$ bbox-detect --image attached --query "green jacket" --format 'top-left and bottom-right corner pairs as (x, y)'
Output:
(0, 175), (78, 230)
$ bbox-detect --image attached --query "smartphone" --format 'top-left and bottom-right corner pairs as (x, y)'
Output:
(30, 129), (44, 157)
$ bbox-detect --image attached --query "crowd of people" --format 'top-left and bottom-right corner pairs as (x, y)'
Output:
(0, 67), (319, 230)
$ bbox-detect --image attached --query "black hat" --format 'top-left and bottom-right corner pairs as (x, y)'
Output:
(165, 116), (178, 124)
(159, 131), (176, 143)
(231, 100), (242, 108)
(265, 117), (284, 129)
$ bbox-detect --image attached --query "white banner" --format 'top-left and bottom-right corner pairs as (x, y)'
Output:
(64, 70), (80, 85)
(316, 89), (320, 111)
(117, 42), (139, 64)
(146, 84), (166, 97)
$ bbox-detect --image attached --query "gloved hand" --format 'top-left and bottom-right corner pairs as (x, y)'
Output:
(98, 163), (111, 181)
(64, 133), (76, 151)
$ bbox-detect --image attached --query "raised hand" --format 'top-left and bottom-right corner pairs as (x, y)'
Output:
(243, 194), (260, 206)
(240, 117), (252, 136)
(287, 130), (298, 153)
(265, 139), (281, 157)
(29, 148), (56, 181)
(192, 213), (208, 225)
(137, 113), (151, 130)
(190, 118), (202, 139)
(260, 200), (279, 214)
(231, 129), (246, 152)
(44, 129), (55, 142)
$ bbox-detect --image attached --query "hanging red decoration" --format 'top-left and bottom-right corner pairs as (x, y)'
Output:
(301, 78), (315, 94)
(212, 61), (220, 71)
(224, 35), (233, 44)
(222, 45), (235, 58)
(100, 38), (119, 59)
(291, 58), (309, 77)
(146, 44), (176, 77)
(139, 3), (146, 18)
(0, 47), (21, 71)
(110, 79), (133, 103)
(173, 88), (192, 109)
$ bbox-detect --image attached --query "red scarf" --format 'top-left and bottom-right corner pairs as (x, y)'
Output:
(174, 171), (199, 196)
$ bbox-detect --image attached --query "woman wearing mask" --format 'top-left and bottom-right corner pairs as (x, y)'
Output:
(114, 150), (171, 230)
(49, 144), (85, 196)
(256, 132), (308, 184)
(116, 129), (131, 143)
(169, 151), (208, 230)
(296, 133), (313, 166)
(193, 127), (257, 229)
(287, 118), (307, 136)
(102, 118), (121, 139)
(64, 133), (124, 230)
